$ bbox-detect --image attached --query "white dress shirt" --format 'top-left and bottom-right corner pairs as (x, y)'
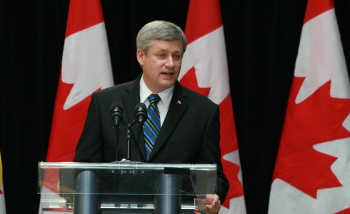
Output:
(139, 75), (174, 126)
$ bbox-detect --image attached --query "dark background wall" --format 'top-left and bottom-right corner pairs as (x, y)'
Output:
(1, 0), (349, 213)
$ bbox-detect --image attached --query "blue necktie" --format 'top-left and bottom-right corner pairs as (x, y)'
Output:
(144, 94), (161, 160)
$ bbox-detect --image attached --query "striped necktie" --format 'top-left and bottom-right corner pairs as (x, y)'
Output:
(144, 94), (161, 160)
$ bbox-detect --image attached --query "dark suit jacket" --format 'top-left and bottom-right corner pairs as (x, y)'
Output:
(74, 75), (229, 203)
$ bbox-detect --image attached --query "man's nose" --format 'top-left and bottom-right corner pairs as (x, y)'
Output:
(165, 55), (175, 67)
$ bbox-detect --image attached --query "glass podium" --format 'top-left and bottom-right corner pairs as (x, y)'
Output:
(38, 162), (217, 214)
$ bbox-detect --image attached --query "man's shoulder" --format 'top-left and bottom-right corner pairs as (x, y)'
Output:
(179, 84), (217, 107)
(95, 80), (135, 96)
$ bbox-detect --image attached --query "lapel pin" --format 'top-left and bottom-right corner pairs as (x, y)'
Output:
(177, 100), (181, 105)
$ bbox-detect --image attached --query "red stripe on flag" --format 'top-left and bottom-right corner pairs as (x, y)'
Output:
(219, 95), (243, 208)
(219, 95), (238, 153)
(65, 0), (104, 37)
(304, 0), (334, 24)
(185, 0), (223, 44)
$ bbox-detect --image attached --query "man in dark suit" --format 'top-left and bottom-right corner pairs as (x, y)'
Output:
(74, 20), (229, 213)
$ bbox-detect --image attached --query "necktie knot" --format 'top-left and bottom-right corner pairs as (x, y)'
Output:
(148, 94), (161, 105)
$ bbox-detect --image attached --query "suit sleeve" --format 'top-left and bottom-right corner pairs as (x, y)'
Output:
(196, 105), (230, 204)
(73, 92), (103, 162)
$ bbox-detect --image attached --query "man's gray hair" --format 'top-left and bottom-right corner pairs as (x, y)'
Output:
(136, 20), (187, 53)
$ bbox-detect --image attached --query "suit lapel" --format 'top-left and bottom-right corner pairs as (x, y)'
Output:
(122, 75), (147, 160)
(149, 82), (188, 160)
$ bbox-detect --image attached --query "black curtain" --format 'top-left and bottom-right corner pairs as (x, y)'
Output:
(1, 0), (349, 213)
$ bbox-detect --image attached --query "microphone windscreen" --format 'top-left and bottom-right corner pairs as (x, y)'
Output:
(110, 101), (123, 122)
(134, 103), (147, 123)
(111, 101), (123, 110)
(135, 103), (147, 112)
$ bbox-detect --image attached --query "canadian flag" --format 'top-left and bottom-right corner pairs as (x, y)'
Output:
(179, 0), (246, 213)
(0, 152), (6, 214)
(269, 0), (350, 213)
(47, 0), (114, 163)
(39, 0), (113, 212)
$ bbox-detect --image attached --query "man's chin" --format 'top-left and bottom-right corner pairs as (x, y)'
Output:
(158, 81), (176, 90)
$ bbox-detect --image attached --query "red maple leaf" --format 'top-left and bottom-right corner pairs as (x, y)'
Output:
(336, 207), (350, 214)
(0, 189), (2, 194)
(179, 67), (210, 97)
(273, 77), (350, 198)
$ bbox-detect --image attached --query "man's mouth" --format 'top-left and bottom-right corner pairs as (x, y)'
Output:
(161, 72), (174, 77)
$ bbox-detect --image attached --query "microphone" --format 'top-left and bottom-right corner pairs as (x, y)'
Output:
(134, 103), (148, 138)
(110, 101), (124, 125)
(134, 103), (147, 124)
(110, 101), (124, 161)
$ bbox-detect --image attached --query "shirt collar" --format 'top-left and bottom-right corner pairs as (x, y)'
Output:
(140, 74), (174, 110)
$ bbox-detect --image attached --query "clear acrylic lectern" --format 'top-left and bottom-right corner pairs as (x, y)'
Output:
(38, 162), (217, 214)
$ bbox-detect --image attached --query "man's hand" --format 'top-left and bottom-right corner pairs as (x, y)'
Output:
(196, 194), (221, 214)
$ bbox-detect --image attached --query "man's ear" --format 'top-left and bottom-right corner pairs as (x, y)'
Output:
(136, 49), (145, 66)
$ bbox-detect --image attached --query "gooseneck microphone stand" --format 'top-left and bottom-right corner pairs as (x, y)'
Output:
(113, 117), (144, 161)
(122, 103), (148, 161)
(125, 123), (133, 160)
(113, 122), (121, 161)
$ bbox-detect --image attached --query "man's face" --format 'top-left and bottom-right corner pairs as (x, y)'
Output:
(137, 39), (183, 93)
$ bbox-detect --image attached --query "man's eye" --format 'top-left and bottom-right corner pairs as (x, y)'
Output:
(173, 55), (181, 60)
